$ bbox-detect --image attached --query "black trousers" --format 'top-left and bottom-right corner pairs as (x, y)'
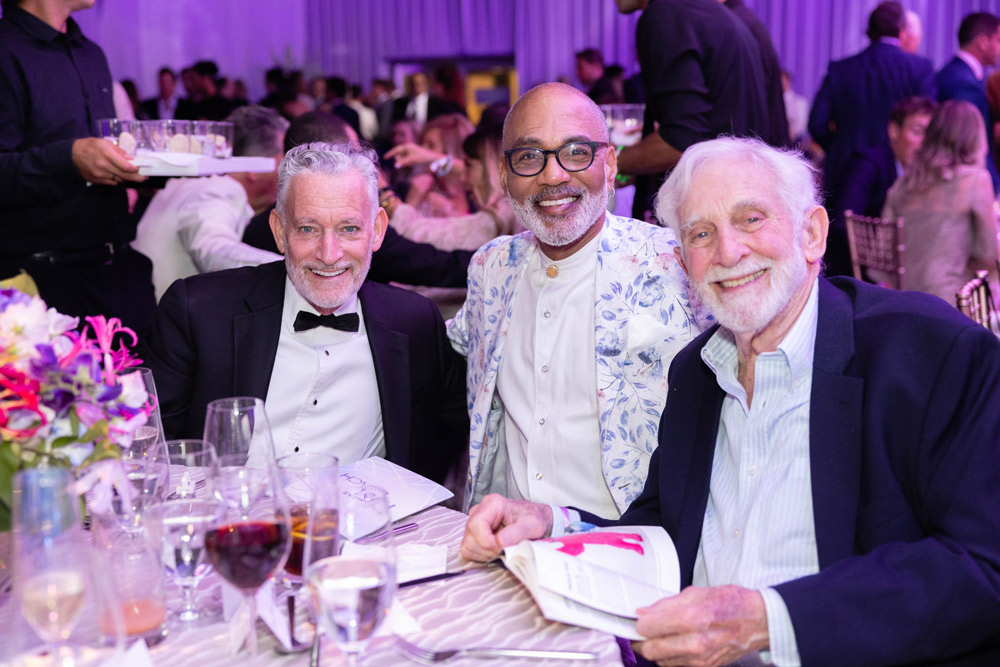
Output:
(0, 246), (157, 334)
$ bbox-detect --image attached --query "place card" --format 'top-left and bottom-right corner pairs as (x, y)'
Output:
(221, 579), (291, 650)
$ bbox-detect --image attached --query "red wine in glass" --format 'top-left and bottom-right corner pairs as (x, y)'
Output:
(204, 520), (289, 590)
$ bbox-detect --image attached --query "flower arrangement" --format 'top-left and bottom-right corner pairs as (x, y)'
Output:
(0, 288), (153, 530)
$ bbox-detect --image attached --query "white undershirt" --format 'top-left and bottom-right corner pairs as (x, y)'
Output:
(497, 235), (620, 518)
(257, 278), (385, 465)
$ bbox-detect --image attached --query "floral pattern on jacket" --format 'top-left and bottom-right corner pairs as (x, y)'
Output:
(447, 213), (711, 513)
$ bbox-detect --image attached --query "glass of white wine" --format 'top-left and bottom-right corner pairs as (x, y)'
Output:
(306, 485), (395, 666)
(11, 468), (126, 665)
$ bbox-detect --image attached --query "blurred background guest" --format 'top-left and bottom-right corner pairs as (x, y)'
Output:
(882, 100), (998, 304)
(139, 67), (179, 120)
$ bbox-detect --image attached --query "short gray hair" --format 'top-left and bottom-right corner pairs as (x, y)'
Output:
(226, 105), (289, 157)
(655, 136), (820, 250)
(276, 142), (380, 219)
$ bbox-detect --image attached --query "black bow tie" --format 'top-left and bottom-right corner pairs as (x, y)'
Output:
(293, 310), (360, 333)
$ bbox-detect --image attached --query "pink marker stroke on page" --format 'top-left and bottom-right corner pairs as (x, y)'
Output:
(544, 532), (644, 557)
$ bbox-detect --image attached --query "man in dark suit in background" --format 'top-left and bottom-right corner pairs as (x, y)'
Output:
(936, 11), (1000, 194)
(138, 67), (179, 120)
(141, 142), (468, 484)
(809, 1), (935, 276)
(460, 136), (1000, 666)
(612, 0), (771, 222)
(835, 95), (936, 221)
(719, 0), (788, 148)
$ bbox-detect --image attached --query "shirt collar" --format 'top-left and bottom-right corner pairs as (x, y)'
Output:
(4, 3), (83, 43)
(701, 278), (820, 389)
(958, 50), (986, 80)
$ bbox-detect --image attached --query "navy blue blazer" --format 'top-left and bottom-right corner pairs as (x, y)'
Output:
(139, 261), (469, 484)
(835, 142), (898, 219)
(809, 43), (935, 200)
(587, 278), (1000, 666)
(936, 56), (1000, 193)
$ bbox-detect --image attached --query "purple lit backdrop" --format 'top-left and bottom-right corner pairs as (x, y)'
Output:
(68, 0), (1000, 107)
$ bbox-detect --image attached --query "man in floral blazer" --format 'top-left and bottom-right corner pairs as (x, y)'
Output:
(447, 83), (708, 515)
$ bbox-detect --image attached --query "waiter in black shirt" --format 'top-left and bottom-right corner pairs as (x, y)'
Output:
(0, 0), (155, 330)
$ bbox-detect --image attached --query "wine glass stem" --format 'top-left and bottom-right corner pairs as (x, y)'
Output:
(181, 584), (197, 612)
(244, 592), (259, 655)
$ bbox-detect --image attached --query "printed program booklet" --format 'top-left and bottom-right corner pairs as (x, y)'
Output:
(502, 526), (680, 640)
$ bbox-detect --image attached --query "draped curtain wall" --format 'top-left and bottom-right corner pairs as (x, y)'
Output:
(58, 1), (1000, 112)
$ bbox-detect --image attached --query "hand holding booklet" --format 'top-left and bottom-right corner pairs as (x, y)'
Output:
(501, 525), (681, 640)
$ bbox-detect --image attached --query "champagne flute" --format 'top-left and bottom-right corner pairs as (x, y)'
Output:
(306, 486), (395, 666)
(204, 453), (292, 654)
(203, 396), (276, 467)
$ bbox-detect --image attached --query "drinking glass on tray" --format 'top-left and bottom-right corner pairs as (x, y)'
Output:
(306, 485), (395, 666)
(204, 453), (292, 654)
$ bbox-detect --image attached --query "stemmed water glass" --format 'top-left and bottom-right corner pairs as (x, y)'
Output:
(306, 485), (395, 666)
(116, 428), (169, 531)
(119, 367), (167, 444)
(203, 396), (276, 466)
(204, 453), (292, 654)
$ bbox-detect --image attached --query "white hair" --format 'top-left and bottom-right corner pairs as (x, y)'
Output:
(655, 136), (821, 251)
(276, 142), (380, 218)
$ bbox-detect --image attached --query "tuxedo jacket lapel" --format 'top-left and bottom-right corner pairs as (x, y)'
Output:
(232, 262), (285, 400)
(358, 283), (411, 470)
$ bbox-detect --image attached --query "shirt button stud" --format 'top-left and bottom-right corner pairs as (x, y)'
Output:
(313, 399), (318, 406)
(535, 472), (543, 480)
(541, 364), (549, 372)
(733, 529), (742, 539)
(294, 446), (300, 452)
(538, 418), (546, 425)
(543, 310), (551, 318)
(748, 465), (757, 476)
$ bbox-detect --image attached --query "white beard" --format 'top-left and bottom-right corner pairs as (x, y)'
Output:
(691, 247), (808, 334)
(510, 182), (609, 247)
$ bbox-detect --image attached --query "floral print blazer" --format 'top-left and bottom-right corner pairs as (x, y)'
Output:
(447, 213), (711, 513)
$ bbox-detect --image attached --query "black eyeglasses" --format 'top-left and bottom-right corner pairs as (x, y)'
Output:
(504, 141), (608, 177)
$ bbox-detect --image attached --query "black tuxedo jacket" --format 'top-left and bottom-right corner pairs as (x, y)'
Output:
(139, 261), (469, 483)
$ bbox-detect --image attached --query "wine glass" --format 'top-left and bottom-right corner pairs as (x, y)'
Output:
(11, 468), (126, 664)
(203, 396), (276, 466)
(204, 453), (292, 654)
(277, 453), (339, 586)
(164, 438), (217, 500)
(119, 367), (166, 444)
(116, 428), (169, 531)
(147, 495), (226, 628)
(306, 485), (395, 666)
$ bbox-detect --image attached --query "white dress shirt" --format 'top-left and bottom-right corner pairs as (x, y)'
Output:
(695, 279), (821, 666)
(260, 278), (385, 464)
(497, 234), (620, 518)
(132, 175), (281, 300)
(407, 92), (429, 124)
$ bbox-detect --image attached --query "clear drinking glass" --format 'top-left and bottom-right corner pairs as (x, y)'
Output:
(277, 453), (339, 586)
(119, 367), (167, 444)
(116, 431), (169, 531)
(306, 486), (395, 666)
(148, 496), (225, 628)
(203, 396), (276, 467)
(204, 453), (292, 654)
(11, 468), (126, 665)
(599, 103), (645, 147)
(91, 513), (168, 647)
(212, 121), (234, 158)
(164, 438), (217, 500)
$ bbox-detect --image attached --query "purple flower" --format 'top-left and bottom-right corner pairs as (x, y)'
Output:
(0, 288), (32, 312)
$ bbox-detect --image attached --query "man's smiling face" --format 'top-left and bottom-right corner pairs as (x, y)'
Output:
(270, 170), (386, 314)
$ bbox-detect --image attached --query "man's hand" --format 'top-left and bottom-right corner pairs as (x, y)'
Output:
(633, 586), (770, 667)
(72, 137), (146, 186)
(460, 494), (553, 563)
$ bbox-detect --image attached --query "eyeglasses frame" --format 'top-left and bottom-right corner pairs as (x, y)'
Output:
(503, 141), (609, 177)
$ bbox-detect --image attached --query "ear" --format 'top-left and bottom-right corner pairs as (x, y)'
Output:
(499, 154), (509, 194)
(801, 205), (829, 264)
(604, 143), (618, 191)
(371, 205), (388, 253)
(269, 207), (286, 254)
(673, 245), (689, 275)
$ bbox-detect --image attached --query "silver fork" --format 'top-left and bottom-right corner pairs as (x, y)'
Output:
(393, 634), (598, 663)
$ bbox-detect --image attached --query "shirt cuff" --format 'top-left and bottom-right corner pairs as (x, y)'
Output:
(547, 505), (581, 537)
(758, 587), (801, 666)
